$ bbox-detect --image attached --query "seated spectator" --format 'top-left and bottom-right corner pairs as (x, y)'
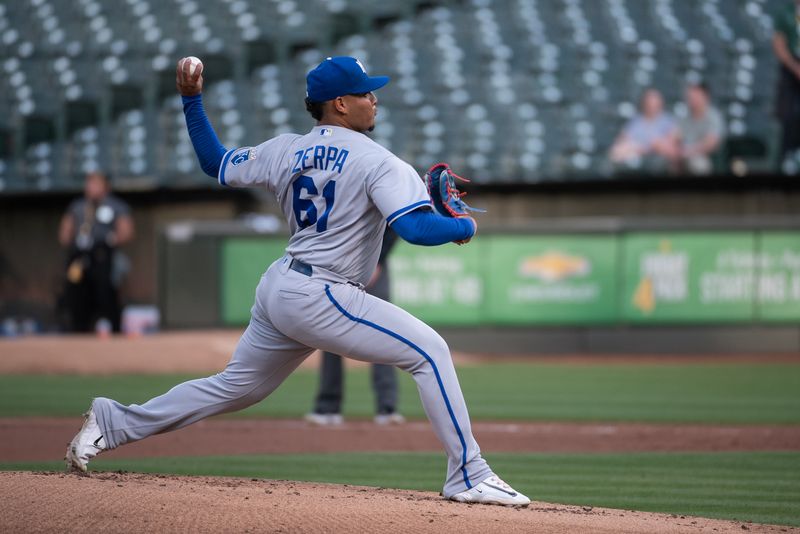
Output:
(610, 88), (679, 172)
(677, 83), (725, 175)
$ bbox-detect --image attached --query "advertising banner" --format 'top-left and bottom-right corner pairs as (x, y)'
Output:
(389, 241), (484, 325)
(218, 231), (800, 327)
(622, 233), (756, 322)
(756, 232), (800, 322)
(221, 238), (287, 325)
(485, 236), (619, 324)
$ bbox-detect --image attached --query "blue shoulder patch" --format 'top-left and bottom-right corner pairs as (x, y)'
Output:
(231, 150), (250, 166)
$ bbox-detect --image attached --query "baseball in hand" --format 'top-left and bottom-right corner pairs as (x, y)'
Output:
(182, 56), (203, 76)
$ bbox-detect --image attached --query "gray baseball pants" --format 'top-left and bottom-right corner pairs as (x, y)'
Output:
(92, 255), (493, 497)
(313, 258), (398, 415)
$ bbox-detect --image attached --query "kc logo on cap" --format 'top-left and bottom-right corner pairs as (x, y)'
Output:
(306, 56), (390, 103)
(354, 58), (367, 74)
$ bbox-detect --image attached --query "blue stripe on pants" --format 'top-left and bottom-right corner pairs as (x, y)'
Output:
(324, 284), (472, 489)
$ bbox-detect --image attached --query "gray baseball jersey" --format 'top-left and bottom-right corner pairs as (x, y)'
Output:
(218, 126), (430, 285)
(91, 124), (493, 497)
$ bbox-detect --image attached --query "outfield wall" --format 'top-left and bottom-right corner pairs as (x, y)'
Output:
(160, 217), (800, 353)
(3, 178), (799, 325)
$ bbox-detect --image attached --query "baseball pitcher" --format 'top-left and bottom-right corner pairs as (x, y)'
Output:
(66, 55), (529, 507)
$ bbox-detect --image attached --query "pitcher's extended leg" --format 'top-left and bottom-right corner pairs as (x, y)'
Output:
(93, 314), (313, 449)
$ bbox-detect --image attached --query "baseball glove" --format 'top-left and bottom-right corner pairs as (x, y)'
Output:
(423, 163), (485, 218)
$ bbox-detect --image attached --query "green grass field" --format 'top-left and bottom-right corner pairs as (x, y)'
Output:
(3, 452), (799, 526)
(3, 361), (799, 526)
(1, 363), (799, 423)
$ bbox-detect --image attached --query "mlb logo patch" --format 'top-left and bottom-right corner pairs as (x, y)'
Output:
(320, 128), (333, 137)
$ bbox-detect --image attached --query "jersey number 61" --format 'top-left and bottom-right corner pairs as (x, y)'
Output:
(292, 175), (336, 232)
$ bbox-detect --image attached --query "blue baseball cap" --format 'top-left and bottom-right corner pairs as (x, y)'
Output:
(306, 56), (390, 103)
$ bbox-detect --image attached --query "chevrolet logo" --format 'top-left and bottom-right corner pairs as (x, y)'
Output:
(519, 251), (590, 282)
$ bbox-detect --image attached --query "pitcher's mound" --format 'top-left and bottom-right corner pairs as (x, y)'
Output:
(0, 471), (791, 533)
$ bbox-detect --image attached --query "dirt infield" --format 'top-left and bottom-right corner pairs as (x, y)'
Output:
(2, 471), (796, 534)
(2, 331), (799, 375)
(0, 331), (244, 375)
(3, 418), (800, 462)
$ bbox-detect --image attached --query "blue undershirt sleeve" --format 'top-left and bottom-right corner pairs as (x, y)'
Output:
(181, 94), (227, 178)
(390, 208), (475, 246)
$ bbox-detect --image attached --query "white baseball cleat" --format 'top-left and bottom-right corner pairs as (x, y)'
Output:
(304, 412), (344, 426)
(373, 412), (405, 425)
(65, 407), (106, 472)
(449, 475), (531, 507)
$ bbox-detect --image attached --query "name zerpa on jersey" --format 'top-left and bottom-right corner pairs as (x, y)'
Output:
(291, 145), (350, 175)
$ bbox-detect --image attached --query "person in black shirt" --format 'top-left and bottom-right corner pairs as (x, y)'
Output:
(58, 172), (134, 333)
